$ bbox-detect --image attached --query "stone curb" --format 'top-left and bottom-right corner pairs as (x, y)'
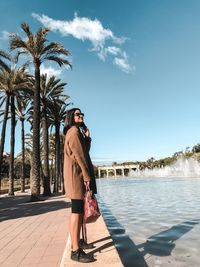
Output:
(60, 215), (123, 267)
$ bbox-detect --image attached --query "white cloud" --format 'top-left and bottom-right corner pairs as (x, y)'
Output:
(32, 13), (124, 48)
(32, 13), (133, 73)
(40, 65), (63, 78)
(106, 46), (121, 56)
(97, 46), (122, 61)
(0, 31), (10, 41)
(113, 52), (134, 74)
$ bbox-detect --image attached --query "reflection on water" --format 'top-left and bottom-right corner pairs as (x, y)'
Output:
(97, 177), (200, 267)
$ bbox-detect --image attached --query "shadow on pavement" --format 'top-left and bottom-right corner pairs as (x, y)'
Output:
(88, 240), (115, 258)
(91, 235), (112, 245)
(0, 193), (71, 222)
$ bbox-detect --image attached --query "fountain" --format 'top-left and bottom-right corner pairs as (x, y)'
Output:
(130, 158), (200, 178)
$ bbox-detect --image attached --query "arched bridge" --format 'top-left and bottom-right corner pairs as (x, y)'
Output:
(97, 164), (139, 177)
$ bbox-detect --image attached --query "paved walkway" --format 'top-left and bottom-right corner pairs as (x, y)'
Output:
(0, 191), (70, 267)
(0, 191), (123, 267)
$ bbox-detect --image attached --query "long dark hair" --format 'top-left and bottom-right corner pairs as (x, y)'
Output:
(63, 108), (81, 135)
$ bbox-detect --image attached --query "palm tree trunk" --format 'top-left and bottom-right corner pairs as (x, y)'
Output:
(51, 158), (54, 191)
(0, 95), (10, 192)
(20, 118), (25, 192)
(40, 165), (44, 188)
(41, 110), (51, 196)
(54, 123), (60, 193)
(8, 95), (15, 196)
(31, 62), (41, 201)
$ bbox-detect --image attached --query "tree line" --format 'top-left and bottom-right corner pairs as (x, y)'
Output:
(0, 23), (72, 200)
(111, 144), (200, 169)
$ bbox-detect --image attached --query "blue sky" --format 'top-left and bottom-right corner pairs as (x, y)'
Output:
(1, 0), (200, 165)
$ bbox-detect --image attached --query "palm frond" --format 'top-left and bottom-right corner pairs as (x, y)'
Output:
(42, 56), (72, 68)
(0, 50), (11, 60)
(14, 50), (29, 63)
(0, 50), (12, 71)
(0, 96), (6, 109)
(36, 27), (49, 56)
(10, 35), (29, 51)
(41, 42), (70, 56)
(0, 50), (12, 70)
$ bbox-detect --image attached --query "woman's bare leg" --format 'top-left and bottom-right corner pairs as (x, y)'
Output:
(70, 213), (83, 251)
(78, 213), (83, 242)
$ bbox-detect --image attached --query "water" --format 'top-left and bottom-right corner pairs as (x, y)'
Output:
(97, 177), (200, 267)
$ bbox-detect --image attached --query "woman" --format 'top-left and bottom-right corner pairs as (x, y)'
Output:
(63, 108), (97, 263)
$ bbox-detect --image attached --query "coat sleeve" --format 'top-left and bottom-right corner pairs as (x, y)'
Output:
(68, 128), (91, 182)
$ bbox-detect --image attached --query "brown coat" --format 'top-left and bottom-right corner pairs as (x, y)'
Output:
(63, 126), (97, 200)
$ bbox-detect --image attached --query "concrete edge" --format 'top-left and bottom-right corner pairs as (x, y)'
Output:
(60, 215), (123, 266)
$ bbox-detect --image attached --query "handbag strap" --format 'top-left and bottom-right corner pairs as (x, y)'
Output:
(81, 217), (87, 243)
(85, 183), (93, 197)
(85, 183), (90, 192)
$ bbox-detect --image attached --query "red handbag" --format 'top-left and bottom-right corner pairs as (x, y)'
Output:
(83, 185), (100, 223)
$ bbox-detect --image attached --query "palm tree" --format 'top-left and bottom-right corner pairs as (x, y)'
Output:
(0, 91), (10, 192)
(25, 114), (47, 189)
(40, 74), (68, 196)
(25, 132), (43, 185)
(10, 23), (71, 201)
(15, 148), (32, 187)
(15, 94), (31, 192)
(0, 64), (32, 195)
(0, 50), (11, 192)
(49, 101), (72, 192)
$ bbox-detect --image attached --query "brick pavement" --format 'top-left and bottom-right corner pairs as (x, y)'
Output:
(0, 191), (70, 267)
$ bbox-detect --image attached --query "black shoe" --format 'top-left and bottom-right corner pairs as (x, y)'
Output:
(79, 239), (95, 249)
(71, 248), (95, 263)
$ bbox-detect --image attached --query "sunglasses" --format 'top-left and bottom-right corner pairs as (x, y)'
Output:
(74, 112), (84, 117)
